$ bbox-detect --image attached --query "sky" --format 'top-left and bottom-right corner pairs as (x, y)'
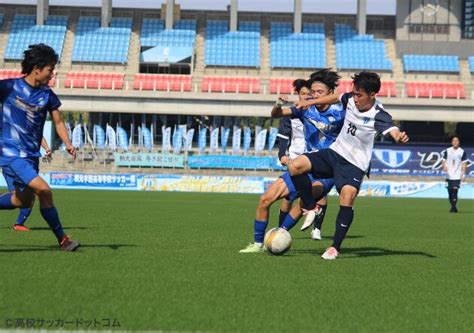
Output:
(0, 0), (397, 15)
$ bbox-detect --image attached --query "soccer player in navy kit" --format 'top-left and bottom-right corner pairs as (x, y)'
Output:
(0, 44), (79, 251)
(289, 71), (409, 260)
(442, 136), (467, 213)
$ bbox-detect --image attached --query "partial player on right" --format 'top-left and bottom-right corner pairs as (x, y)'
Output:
(442, 136), (467, 213)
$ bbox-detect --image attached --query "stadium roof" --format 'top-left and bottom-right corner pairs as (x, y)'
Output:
(0, 0), (397, 15)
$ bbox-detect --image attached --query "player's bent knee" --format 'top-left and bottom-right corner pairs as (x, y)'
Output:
(258, 194), (274, 209)
(339, 186), (358, 206)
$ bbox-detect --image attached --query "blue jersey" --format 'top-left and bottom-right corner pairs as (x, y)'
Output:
(291, 104), (345, 152)
(0, 78), (61, 161)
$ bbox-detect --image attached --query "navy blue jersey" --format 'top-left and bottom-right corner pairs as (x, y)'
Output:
(291, 103), (345, 152)
(0, 78), (61, 161)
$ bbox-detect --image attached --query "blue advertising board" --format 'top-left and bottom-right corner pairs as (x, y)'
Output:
(371, 144), (473, 177)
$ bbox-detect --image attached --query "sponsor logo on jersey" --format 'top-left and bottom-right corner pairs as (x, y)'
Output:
(373, 149), (411, 168)
(363, 117), (370, 124)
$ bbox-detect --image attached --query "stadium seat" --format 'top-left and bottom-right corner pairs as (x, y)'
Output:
(201, 76), (259, 93)
(469, 56), (474, 73)
(405, 82), (465, 99)
(4, 15), (68, 60)
(270, 22), (326, 69)
(72, 17), (132, 63)
(0, 69), (56, 87)
(338, 79), (396, 97)
(64, 72), (124, 89)
(403, 55), (459, 73)
(204, 21), (260, 67)
(133, 74), (191, 92)
(334, 24), (392, 71)
(141, 19), (196, 48)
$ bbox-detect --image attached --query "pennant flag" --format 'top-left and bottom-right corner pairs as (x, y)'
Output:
(117, 126), (129, 151)
(71, 124), (83, 149)
(221, 126), (231, 153)
(142, 126), (153, 151)
(105, 124), (116, 150)
(93, 125), (106, 149)
(210, 127), (219, 153)
(232, 126), (241, 153)
(184, 128), (195, 151)
(243, 126), (251, 153)
(255, 127), (267, 154)
(267, 127), (278, 152)
(198, 127), (207, 153)
(162, 126), (171, 153)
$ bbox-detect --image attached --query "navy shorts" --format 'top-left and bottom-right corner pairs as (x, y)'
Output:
(280, 171), (334, 202)
(446, 179), (461, 190)
(2, 157), (40, 192)
(303, 149), (365, 193)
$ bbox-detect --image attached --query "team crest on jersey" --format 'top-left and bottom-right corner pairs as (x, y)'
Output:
(328, 116), (335, 123)
(363, 117), (370, 124)
(373, 149), (411, 168)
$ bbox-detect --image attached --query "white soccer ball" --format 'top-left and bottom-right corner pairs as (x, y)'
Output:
(264, 227), (292, 255)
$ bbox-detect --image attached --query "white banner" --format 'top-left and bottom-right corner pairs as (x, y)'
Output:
(210, 127), (219, 153)
(232, 126), (241, 153)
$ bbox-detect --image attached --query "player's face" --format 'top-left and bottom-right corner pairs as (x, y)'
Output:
(298, 86), (311, 101)
(352, 86), (376, 111)
(452, 137), (460, 148)
(35, 64), (55, 85)
(311, 82), (331, 109)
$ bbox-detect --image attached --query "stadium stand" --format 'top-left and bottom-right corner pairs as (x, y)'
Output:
(204, 21), (260, 67)
(141, 19), (196, 47)
(469, 56), (474, 73)
(133, 74), (191, 91)
(338, 79), (397, 97)
(4, 15), (68, 60)
(403, 55), (459, 73)
(201, 76), (259, 93)
(0, 69), (56, 87)
(64, 72), (124, 89)
(72, 16), (132, 63)
(335, 24), (392, 71)
(405, 82), (465, 99)
(270, 22), (325, 69)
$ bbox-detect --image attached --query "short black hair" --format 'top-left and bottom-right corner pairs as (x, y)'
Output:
(309, 68), (341, 92)
(451, 135), (460, 141)
(292, 79), (310, 93)
(21, 43), (58, 75)
(351, 71), (381, 94)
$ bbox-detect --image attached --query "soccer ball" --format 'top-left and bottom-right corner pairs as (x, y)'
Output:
(264, 227), (292, 255)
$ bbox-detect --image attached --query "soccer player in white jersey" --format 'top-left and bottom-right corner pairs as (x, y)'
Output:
(288, 71), (409, 260)
(442, 136), (467, 213)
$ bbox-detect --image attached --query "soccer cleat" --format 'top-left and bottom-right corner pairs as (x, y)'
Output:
(300, 205), (322, 231)
(450, 207), (458, 213)
(239, 243), (264, 253)
(311, 228), (322, 240)
(12, 224), (30, 232)
(321, 247), (339, 260)
(59, 235), (80, 252)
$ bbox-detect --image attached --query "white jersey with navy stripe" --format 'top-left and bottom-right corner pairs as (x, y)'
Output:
(330, 93), (398, 173)
(277, 117), (305, 160)
(442, 147), (467, 180)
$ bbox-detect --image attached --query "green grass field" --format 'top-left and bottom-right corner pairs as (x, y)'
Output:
(0, 190), (473, 332)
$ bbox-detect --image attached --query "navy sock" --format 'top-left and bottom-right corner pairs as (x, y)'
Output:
(332, 206), (354, 251)
(313, 204), (327, 230)
(40, 207), (65, 241)
(16, 208), (32, 225)
(254, 220), (268, 244)
(290, 174), (316, 209)
(281, 214), (298, 231)
(452, 189), (458, 208)
(0, 193), (15, 210)
(278, 210), (289, 227)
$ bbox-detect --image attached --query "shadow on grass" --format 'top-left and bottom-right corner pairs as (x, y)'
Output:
(292, 246), (436, 259)
(0, 243), (137, 253)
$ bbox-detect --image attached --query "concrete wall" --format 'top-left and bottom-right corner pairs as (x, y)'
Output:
(396, 0), (463, 41)
(396, 39), (474, 57)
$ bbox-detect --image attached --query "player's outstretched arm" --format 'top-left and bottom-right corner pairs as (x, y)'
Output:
(271, 96), (293, 118)
(388, 128), (409, 144)
(294, 93), (340, 109)
(51, 110), (76, 159)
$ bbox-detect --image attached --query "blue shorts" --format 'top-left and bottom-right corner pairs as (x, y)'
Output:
(280, 171), (334, 202)
(2, 157), (40, 192)
(303, 148), (365, 193)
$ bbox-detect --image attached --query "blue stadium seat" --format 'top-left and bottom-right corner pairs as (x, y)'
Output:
(403, 54), (459, 73)
(468, 56), (474, 73)
(334, 24), (392, 71)
(204, 20), (260, 67)
(269, 22), (325, 69)
(140, 19), (196, 48)
(4, 15), (68, 60)
(72, 17), (132, 63)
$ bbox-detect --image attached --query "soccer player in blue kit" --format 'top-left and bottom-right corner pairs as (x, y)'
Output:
(0, 44), (80, 251)
(239, 69), (345, 253)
